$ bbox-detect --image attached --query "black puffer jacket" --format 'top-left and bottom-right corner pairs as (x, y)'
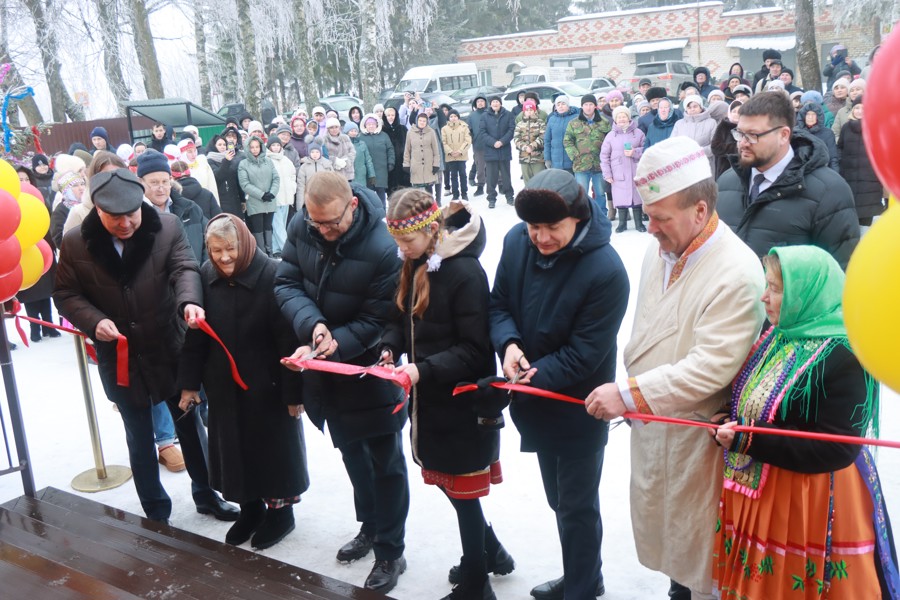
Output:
(838, 119), (885, 220)
(717, 129), (859, 269)
(208, 150), (245, 217)
(489, 202), (629, 457)
(797, 103), (840, 172)
(177, 176), (221, 221)
(274, 184), (405, 447)
(380, 204), (497, 474)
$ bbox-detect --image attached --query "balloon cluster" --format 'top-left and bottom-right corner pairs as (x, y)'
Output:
(844, 24), (900, 393)
(0, 159), (52, 303)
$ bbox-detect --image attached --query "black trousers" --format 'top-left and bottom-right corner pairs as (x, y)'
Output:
(24, 298), (53, 337)
(536, 447), (605, 600)
(247, 211), (274, 235)
(339, 431), (410, 560)
(446, 161), (468, 199)
(485, 160), (513, 202)
(469, 147), (486, 186)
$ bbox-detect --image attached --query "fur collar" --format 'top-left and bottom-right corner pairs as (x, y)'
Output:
(81, 204), (162, 284)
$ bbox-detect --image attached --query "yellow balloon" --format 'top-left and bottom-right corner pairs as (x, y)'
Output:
(0, 159), (21, 199)
(14, 192), (50, 248)
(844, 205), (900, 393)
(17, 244), (43, 291)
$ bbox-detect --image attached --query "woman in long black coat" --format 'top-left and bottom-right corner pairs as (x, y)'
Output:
(380, 191), (512, 599)
(837, 101), (884, 226)
(178, 213), (308, 550)
(382, 107), (409, 192)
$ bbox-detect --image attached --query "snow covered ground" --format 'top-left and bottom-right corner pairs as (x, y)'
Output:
(2, 165), (899, 599)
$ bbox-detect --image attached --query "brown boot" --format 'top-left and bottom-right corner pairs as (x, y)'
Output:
(607, 199), (616, 221)
(158, 444), (186, 472)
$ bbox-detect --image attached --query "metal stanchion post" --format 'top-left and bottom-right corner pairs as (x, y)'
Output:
(71, 334), (131, 492)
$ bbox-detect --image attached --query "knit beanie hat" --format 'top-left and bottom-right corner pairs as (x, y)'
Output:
(765, 80), (787, 93)
(116, 144), (135, 163)
(515, 169), (591, 224)
(325, 117), (341, 129)
(732, 85), (753, 97)
(684, 95), (704, 110)
(581, 94), (597, 106)
(800, 90), (824, 105)
(266, 136), (282, 149)
(247, 120), (264, 135)
(137, 149), (171, 177)
(707, 89), (726, 102)
(523, 100), (537, 111)
(275, 124), (292, 136)
(31, 154), (49, 169)
(849, 78), (866, 92)
(343, 122), (359, 135)
(307, 141), (323, 155)
(90, 126), (110, 144)
(57, 171), (85, 195)
(605, 90), (624, 103)
(612, 106), (632, 122)
(832, 78), (850, 90)
(635, 137), (712, 205)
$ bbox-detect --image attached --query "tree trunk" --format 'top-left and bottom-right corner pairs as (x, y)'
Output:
(358, 0), (379, 110)
(0, 3), (43, 125)
(795, 0), (821, 92)
(293, 0), (319, 111)
(195, 3), (212, 107)
(94, 0), (132, 114)
(129, 0), (165, 98)
(235, 0), (260, 118)
(20, 0), (85, 121)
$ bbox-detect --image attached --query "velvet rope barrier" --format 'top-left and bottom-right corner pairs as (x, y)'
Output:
(281, 356), (412, 414)
(452, 381), (900, 450)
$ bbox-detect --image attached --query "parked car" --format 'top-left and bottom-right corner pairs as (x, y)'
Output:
(573, 77), (617, 91)
(628, 61), (695, 98)
(449, 86), (507, 104)
(217, 100), (277, 126)
(501, 82), (590, 114)
(383, 93), (471, 121)
(317, 95), (364, 123)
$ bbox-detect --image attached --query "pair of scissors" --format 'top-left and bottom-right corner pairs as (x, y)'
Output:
(300, 333), (326, 361)
(509, 356), (529, 385)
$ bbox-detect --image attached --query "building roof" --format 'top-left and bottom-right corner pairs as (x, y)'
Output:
(621, 38), (690, 54)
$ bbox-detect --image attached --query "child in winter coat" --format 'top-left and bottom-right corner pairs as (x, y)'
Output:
(237, 136), (280, 255)
(266, 137), (299, 257)
(295, 142), (333, 209)
(441, 109), (472, 200)
(403, 112), (441, 193)
(345, 123), (376, 191)
(322, 117), (356, 181)
(601, 106), (645, 232)
(513, 100), (546, 184)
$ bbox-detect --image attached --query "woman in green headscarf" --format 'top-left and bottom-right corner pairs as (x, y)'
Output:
(712, 245), (899, 599)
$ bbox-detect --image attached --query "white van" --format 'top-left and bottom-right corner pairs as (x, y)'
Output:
(395, 63), (479, 95)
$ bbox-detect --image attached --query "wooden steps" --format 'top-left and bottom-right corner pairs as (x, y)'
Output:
(0, 487), (393, 599)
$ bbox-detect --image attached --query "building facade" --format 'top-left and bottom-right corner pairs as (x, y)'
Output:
(457, 1), (873, 91)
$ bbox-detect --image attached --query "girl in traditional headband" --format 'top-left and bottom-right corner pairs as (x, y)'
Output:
(381, 189), (513, 598)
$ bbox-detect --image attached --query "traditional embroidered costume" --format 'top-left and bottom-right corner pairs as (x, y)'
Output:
(714, 245), (899, 600)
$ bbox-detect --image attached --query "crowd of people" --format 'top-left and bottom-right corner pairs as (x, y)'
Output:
(6, 41), (896, 600)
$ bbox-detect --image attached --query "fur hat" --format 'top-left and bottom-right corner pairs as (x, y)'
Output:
(634, 136), (712, 205)
(136, 149), (171, 178)
(90, 168), (145, 215)
(514, 169), (590, 224)
(762, 49), (782, 61)
(325, 117), (341, 129)
(645, 87), (668, 101)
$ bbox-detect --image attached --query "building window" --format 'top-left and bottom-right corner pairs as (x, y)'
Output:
(635, 48), (684, 64)
(479, 70), (492, 86)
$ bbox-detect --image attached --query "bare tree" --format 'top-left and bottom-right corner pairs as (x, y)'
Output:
(794, 0), (820, 91)
(93, 0), (132, 114)
(234, 0), (260, 117)
(0, 1), (43, 124)
(194, 0), (212, 107)
(292, 0), (319, 110)
(20, 0), (85, 121)
(358, 0), (380, 109)
(128, 0), (164, 98)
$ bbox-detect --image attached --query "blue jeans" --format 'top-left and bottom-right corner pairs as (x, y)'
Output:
(272, 204), (290, 255)
(574, 171), (608, 217)
(115, 395), (214, 521)
(537, 447), (605, 600)
(151, 400), (175, 447)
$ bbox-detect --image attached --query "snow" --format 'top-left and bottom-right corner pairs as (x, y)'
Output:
(2, 160), (899, 599)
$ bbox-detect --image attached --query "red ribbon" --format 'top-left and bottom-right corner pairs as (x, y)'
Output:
(281, 356), (412, 414)
(115, 335), (128, 386)
(451, 381), (900, 450)
(195, 318), (248, 391)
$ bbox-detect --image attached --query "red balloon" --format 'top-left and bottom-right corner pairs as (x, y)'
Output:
(0, 189), (21, 240)
(36, 239), (53, 275)
(0, 265), (23, 303)
(863, 28), (900, 196)
(0, 236), (22, 277)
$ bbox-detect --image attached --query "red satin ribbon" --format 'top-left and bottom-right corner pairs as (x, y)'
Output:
(115, 335), (128, 386)
(451, 381), (900, 450)
(195, 318), (248, 391)
(281, 356), (412, 414)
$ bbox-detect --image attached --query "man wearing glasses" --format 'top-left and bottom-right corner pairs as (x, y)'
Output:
(276, 172), (409, 594)
(717, 92), (858, 268)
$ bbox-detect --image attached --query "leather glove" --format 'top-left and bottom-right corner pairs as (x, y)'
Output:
(261, 192), (275, 202)
(432, 166), (440, 175)
(403, 166), (411, 174)
(544, 160), (552, 169)
(367, 177), (376, 188)
(465, 376), (510, 430)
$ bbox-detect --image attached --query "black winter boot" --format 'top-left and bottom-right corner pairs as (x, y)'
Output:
(633, 207), (647, 232)
(442, 558), (496, 600)
(250, 505), (295, 549)
(225, 499), (266, 545)
(448, 525), (515, 584)
(263, 230), (274, 256)
(615, 209), (628, 233)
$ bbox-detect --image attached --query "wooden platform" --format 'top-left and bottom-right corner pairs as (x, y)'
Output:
(0, 487), (394, 599)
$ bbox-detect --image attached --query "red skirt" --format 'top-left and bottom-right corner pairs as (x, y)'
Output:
(421, 462), (503, 500)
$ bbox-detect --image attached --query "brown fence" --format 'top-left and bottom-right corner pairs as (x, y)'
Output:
(25, 117), (156, 156)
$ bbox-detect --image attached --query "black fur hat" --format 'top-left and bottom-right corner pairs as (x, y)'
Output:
(515, 169), (590, 224)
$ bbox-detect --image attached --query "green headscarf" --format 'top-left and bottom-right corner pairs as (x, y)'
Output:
(770, 245), (846, 339)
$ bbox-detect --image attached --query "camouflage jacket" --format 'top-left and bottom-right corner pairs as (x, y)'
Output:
(563, 113), (611, 173)
(513, 116), (546, 164)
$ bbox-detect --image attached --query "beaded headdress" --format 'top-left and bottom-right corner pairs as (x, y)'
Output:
(387, 201), (441, 236)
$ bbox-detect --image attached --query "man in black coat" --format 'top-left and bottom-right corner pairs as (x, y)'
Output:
(276, 171), (408, 594)
(53, 169), (237, 524)
(479, 96), (516, 208)
(489, 169), (629, 600)
(467, 95), (488, 195)
(751, 49), (782, 92)
(717, 92), (859, 269)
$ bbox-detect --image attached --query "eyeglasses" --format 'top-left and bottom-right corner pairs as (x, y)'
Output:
(731, 126), (786, 144)
(144, 180), (171, 189)
(305, 200), (352, 230)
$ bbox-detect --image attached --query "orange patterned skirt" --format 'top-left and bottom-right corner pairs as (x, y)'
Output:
(714, 462), (881, 599)
(421, 461), (503, 500)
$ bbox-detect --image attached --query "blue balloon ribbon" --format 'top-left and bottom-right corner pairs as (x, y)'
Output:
(2, 86), (35, 153)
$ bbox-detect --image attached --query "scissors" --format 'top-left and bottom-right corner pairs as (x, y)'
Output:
(509, 355), (529, 385)
(177, 398), (200, 422)
(300, 333), (327, 361)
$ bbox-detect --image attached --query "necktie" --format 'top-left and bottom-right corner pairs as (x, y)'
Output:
(749, 173), (767, 203)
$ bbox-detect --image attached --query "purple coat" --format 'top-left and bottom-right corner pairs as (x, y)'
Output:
(601, 120), (645, 208)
